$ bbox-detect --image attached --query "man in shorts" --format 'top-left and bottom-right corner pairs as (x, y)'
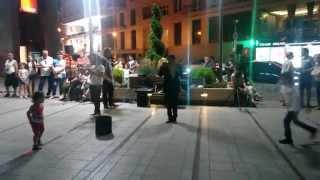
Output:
(4, 52), (19, 97)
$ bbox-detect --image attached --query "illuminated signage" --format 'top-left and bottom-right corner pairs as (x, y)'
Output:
(20, 0), (38, 14)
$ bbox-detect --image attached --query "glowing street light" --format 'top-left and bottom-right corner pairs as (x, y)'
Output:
(112, 32), (117, 37)
(57, 27), (62, 33)
(197, 31), (202, 36)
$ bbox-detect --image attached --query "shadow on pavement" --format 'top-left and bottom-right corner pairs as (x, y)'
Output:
(96, 133), (114, 141)
(296, 142), (320, 169)
(0, 150), (38, 176)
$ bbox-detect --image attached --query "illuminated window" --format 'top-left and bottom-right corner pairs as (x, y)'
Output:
(20, 0), (38, 14)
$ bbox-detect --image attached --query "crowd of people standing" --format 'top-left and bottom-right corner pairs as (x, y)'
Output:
(2, 49), (117, 110)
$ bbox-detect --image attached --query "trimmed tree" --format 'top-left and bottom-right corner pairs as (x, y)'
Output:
(146, 4), (165, 62)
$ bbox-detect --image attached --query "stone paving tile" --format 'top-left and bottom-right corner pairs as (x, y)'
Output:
(72, 170), (91, 180)
(211, 170), (250, 180)
(248, 107), (320, 180)
(0, 97), (312, 180)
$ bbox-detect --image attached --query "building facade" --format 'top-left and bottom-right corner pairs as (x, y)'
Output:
(58, 0), (320, 63)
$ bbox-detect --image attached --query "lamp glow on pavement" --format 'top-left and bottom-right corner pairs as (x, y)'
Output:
(201, 93), (208, 98)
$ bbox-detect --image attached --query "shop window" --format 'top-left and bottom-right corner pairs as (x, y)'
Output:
(120, 32), (125, 49)
(192, 0), (206, 11)
(130, 9), (136, 26)
(160, 5), (169, 16)
(120, 13), (125, 27)
(142, 6), (152, 19)
(173, 0), (182, 12)
(192, 19), (201, 44)
(131, 30), (136, 49)
(174, 22), (182, 46)
(208, 17), (218, 43)
(102, 16), (115, 28)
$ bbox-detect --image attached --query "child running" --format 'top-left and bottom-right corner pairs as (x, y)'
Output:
(27, 92), (45, 151)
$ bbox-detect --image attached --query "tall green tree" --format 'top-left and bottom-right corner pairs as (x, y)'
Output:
(146, 4), (165, 62)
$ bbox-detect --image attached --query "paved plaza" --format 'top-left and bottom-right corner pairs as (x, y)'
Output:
(0, 97), (318, 180)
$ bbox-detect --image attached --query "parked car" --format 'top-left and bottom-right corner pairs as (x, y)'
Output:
(252, 61), (281, 84)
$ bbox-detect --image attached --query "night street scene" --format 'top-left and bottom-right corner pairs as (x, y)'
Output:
(0, 0), (320, 179)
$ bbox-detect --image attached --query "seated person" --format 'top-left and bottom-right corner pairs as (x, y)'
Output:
(231, 69), (256, 107)
(79, 69), (90, 101)
(60, 69), (82, 101)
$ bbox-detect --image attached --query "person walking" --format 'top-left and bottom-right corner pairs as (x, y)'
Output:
(38, 50), (54, 97)
(312, 54), (320, 110)
(102, 48), (115, 109)
(4, 52), (19, 97)
(26, 92), (45, 151)
(279, 52), (318, 145)
(52, 51), (66, 99)
(87, 53), (105, 115)
(158, 55), (182, 123)
(300, 48), (314, 108)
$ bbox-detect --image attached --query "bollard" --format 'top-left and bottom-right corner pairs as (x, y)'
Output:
(95, 115), (112, 136)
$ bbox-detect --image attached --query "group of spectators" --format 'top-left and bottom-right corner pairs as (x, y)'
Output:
(2, 49), (119, 112)
(280, 48), (320, 109)
(4, 50), (77, 100)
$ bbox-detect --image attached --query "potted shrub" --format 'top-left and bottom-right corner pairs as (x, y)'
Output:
(113, 68), (124, 87)
(191, 67), (217, 87)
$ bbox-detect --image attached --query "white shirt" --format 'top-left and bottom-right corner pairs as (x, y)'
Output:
(282, 85), (300, 112)
(53, 59), (66, 79)
(281, 59), (293, 74)
(40, 56), (54, 76)
(4, 59), (17, 74)
(28, 61), (37, 74)
(88, 65), (105, 85)
(18, 69), (29, 82)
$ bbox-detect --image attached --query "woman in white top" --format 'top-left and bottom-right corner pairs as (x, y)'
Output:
(4, 52), (19, 97)
(27, 55), (38, 96)
(18, 63), (30, 98)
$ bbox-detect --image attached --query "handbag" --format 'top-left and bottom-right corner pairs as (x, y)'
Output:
(311, 67), (320, 77)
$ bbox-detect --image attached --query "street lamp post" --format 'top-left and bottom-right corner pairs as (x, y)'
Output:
(88, 0), (94, 55)
(112, 32), (117, 59)
(218, 0), (223, 80)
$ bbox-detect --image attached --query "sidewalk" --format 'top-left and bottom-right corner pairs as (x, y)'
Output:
(248, 107), (320, 180)
(0, 97), (318, 179)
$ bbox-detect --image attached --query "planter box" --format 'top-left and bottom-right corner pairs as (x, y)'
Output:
(190, 88), (234, 106)
(113, 88), (136, 102)
(150, 88), (234, 106)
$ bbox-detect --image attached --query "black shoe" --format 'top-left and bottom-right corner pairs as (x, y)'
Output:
(32, 145), (42, 151)
(279, 139), (293, 145)
(4, 94), (10, 97)
(11, 94), (18, 98)
(38, 140), (43, 146)
(310, 130), (318, 140)
(166, 120), (174, 124)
